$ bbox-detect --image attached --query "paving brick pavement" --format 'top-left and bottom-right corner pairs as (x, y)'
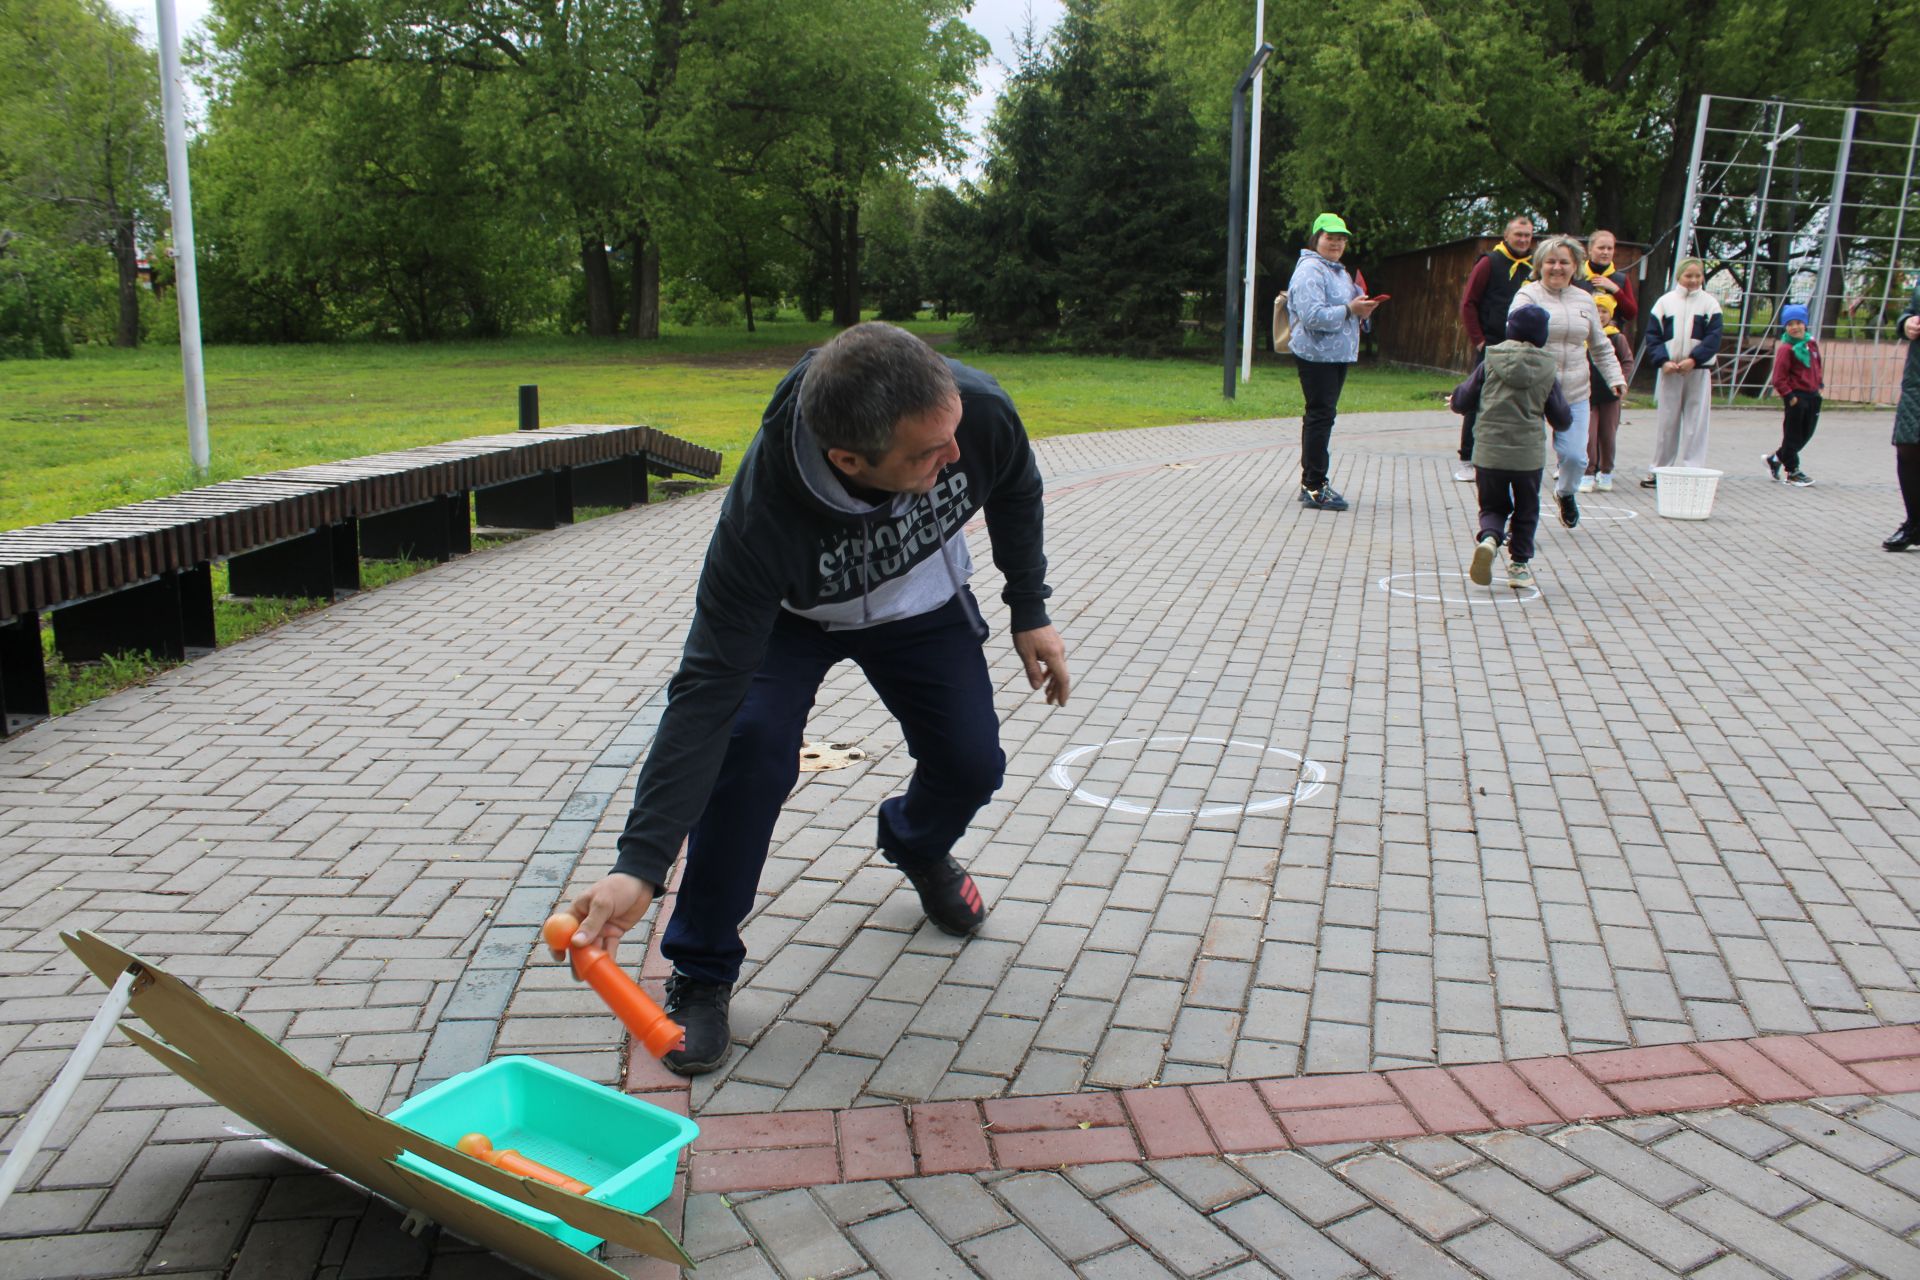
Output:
(1, 401), (1918, 1275)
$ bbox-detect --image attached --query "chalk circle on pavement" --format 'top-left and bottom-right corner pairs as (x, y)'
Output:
(1377, 570), (1541, 604)
(1047, 734), (1329, 818)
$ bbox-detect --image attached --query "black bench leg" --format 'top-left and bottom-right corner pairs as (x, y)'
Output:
(228, 528), (337, 601)
(0, 612), (49, 737)
(51, 566), (212, 664)
(475, 471), (571, 530)
(332, 522), (361, 592)
(570, 458), (635, 509)
(360, 494), (467, 562)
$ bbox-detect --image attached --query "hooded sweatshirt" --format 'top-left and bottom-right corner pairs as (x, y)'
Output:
(611, 352), (1051, 889)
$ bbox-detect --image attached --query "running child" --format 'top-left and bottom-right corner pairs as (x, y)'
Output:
(1449, 304), (1572, 590)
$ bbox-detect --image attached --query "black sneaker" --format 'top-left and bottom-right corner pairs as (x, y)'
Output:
(900, 856), (988, 936)
(1786, 471), (1814, 487)
(1887, 524), (1917, 552)
(1640, 475), (1659, 488)
(1300, 484), (1349, 511)
(1558, 493), (1579, 528)
(660, 972), (733, 1076)
(1764, 453), (1782, 481)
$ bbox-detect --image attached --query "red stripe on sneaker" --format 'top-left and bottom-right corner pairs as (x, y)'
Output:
(961, 877), (981, 909)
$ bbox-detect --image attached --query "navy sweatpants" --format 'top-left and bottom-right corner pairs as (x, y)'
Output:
(662, 590), (1006, 986)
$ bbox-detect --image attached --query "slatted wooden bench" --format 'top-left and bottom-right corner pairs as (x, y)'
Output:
(0, 424), (722, 736)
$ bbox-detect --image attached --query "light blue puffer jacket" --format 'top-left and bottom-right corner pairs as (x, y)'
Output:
(1285, 248), (1362, 364)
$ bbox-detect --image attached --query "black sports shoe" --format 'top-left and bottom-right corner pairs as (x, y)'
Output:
(1558, 493), (1579, 528)
(1786, 471), (1814, 487)
(1764, 453), (1782, 481)
(1299, 483), (1349, 511)
(660, 972), (733, 1076)
(1886, 523), (1917, 552)
(901, 856), (988, 936)
(1640, 475), (1659, 488)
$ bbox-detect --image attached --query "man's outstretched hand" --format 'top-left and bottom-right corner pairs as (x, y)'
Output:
(547, 872), (655, 964)
(1014, 625), (1070, 706)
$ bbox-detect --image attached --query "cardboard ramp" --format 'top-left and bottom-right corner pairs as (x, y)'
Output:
(61, 931), (691, 1277)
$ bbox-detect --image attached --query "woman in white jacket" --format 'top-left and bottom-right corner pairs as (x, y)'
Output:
(1639, 258), (1723, 483)
(1510, 236), (1625, 529)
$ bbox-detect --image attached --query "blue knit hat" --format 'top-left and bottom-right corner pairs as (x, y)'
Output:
(1506, 304), (1549, 348)
(1780, 303), (1809, 327)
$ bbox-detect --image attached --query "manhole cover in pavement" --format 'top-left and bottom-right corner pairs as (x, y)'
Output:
(1047, 734), (1329, 817)
(799, 741), (866, 772)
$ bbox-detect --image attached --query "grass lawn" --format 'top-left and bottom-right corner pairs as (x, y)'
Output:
(2, 318), (1455, 721)
(2, 318), (1453, 531)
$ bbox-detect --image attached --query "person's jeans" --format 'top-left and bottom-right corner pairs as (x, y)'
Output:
(1476, 467), (1543, 562)
(1548, 399), (1590, 497)
(1295, 357), (1349, 489)
(662, 592), (1005, 986)
(1459, 349), (1485, 462)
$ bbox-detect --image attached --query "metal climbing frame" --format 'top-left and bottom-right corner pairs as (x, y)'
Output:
(1675, 95), (1920, 405)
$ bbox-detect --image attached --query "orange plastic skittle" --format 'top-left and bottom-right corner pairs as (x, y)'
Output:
(456, 1133), (593, 1195)
(542, 912), (686, 1058)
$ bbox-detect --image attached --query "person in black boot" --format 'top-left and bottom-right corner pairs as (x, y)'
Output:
(1888, 286), (1920, 552)
(548, 323), (1069, 1076)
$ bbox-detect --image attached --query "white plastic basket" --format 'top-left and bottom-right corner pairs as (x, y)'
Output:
(1652, 466), (1723, 519)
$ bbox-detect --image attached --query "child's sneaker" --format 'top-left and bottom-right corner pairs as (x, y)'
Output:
(1596, 473), (1613, 492)
(1507, 559), (1534, 590)
(1469, 534), (1498, 586)
(1764, 453), (1782, 481)
(1577, 475), (1595, 493)
(1787, 471), (1814, 487)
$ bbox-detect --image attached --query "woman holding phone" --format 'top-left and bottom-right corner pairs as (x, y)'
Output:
(1285, 212), (1384, 511)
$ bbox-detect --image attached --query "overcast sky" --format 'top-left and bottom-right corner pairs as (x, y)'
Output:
(108, 0), (1068, 175)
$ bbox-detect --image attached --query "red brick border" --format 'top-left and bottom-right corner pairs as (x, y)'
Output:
(632, 1024), (1920, 1196)
(613, 874), (1920, 1195)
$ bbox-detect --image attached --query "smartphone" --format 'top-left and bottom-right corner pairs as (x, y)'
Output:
(1370, 294), (1391, 303)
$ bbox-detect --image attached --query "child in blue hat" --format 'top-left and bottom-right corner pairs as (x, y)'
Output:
(1766, 303), (1823, 486)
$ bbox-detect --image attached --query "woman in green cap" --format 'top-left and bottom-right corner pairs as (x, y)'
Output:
(1285, 213), (1384, 511)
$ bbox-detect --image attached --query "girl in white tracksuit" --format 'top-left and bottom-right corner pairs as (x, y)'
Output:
(1640, 258), (1723, 479)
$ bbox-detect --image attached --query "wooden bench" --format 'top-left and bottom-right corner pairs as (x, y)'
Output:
(0, 424), (721, 736)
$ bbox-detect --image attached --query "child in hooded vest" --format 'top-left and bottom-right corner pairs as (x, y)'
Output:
(1766, 303), (1823, 486)
(1448, 304), (1573, 590)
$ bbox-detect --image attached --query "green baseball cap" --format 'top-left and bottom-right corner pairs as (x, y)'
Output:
(1311, 212), (1351, 236)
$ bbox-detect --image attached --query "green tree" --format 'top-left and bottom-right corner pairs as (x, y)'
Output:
(0, 0), (164, 348)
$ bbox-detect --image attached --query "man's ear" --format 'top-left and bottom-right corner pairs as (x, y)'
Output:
(825, 448), (865, 478)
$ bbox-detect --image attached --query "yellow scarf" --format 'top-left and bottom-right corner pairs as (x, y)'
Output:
(1493, 242), (1532, 279)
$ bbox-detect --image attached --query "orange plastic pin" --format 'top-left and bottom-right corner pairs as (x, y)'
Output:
(456, 1133), (593, 1195)
(543, 912), (686, 1058)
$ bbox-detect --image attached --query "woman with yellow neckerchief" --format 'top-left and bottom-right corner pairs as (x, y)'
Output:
(1579, 230), (1638, 493)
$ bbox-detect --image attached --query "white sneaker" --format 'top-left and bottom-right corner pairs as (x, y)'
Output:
(1454, 464), (1476, 482)
(1577, 476), (1595, 493)
(1596, 473), (1613, 492)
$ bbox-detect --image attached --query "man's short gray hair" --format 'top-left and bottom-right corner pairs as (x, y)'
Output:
(801, 322), (958, 460)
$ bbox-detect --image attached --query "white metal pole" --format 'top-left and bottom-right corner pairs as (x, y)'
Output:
(1673, 94), (1713, 286)
(0, 967), (140, 1211)
(1238, 0), (1266, 383)
(155, 0), (209, 473)
(1809, 106), (1858, 342)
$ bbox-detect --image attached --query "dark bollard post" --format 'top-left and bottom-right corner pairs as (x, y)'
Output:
(518, 384), (540, 431)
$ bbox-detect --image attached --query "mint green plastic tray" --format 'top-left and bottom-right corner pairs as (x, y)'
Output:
(386, 1055), (698, 1253)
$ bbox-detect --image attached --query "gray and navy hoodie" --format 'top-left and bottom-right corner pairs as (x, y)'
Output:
(611, 351), (1051, 889)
